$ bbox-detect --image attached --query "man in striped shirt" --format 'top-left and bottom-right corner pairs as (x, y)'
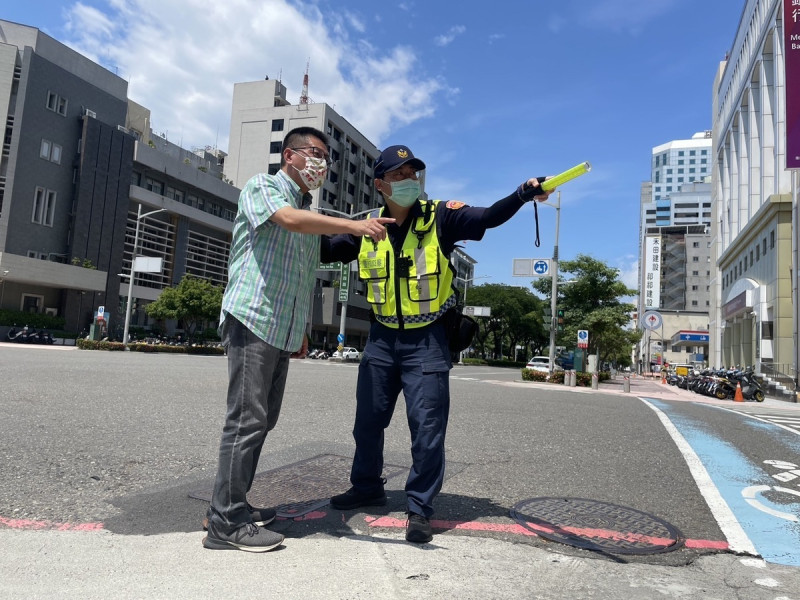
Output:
(203, 127), (393, 552)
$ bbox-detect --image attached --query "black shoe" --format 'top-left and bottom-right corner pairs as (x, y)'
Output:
(202, 522), (284, 552)
(202, 504), (277, 531)
(406, 513), (432, 543)
(330, 487), (387, 510)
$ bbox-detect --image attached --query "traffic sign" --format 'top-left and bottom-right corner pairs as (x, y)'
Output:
(577, 329), (589, 349)
(533, 259), (550, 276)
(642, 311), (662, 331)
(337, 333), (345, 343)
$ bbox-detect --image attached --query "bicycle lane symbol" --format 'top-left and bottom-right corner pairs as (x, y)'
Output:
(742, 460), (800, 522)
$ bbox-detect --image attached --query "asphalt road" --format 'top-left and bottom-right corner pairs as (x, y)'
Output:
(2, 345), (800, 599)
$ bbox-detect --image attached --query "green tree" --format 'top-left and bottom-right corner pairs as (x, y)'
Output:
(145, 275), (223, 341)
(461, 283), (548, 360)
(532, 254), (640, 368)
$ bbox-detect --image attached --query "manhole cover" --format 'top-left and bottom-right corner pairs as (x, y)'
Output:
(510, 497), (684, 555)
(190, 454), (406, 517)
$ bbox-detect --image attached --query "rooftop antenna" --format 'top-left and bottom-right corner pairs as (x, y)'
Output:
(299, 60), (310, 107)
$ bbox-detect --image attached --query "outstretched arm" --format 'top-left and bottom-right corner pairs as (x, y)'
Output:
(270, 207), (394, 239)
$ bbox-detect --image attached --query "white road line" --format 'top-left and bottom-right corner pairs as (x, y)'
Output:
(640, 398), (758, 555)
(712, 407), (800, 437)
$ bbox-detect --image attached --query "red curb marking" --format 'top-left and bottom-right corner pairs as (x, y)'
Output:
(0, 516), (104, 531)
(366, 516), (729, 550)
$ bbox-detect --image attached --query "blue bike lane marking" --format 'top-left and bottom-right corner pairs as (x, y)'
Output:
(643, 398), (800, 566)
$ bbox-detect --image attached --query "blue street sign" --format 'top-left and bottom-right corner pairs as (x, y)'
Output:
(578, 330), (588, 340)
(533, 260), (549, 275)
(680, 333), (709, 342)
(337, 333), (344, 343)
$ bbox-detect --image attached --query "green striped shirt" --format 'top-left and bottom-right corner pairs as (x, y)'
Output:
(220, 170), (319, 352)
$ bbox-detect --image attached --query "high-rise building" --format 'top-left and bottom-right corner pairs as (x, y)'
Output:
(636, 135), (713, 371)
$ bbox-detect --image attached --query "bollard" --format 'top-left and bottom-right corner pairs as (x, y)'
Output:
(591, 372), (599, 390)
(623, 376), (630, 393)
(563, 370), (570, 386)
(570, 370), (577, 387)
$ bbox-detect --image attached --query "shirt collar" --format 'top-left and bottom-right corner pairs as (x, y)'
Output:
(276, 169), (313, 208)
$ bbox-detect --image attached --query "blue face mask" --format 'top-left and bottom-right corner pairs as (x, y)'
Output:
(386, 179), (421, 207)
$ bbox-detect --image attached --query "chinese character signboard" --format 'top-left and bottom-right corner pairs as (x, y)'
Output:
(644, 236), (661, 309)
(786, 0), (800, 168)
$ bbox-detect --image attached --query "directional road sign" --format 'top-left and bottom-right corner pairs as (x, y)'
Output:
(577, 329), (589, 349)
(533, 260), (550, 276)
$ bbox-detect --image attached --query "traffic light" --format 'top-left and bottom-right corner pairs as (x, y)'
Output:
(543, 306), (552, 318)
(557, 308), (564, 332)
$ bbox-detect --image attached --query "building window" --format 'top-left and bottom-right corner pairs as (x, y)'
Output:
(269, 141), (282, 154)
(691, 285), (698, 291)
(268, 163), (280, 175)
(46, 91), (67, 116)
(691, 300), (698, 306)
(271, 119), (284, 132)
(145, 177), (164, 195)
(692, 256), (699, 262)
(692, 242), (699, 248)
(756, 245), (760, 261)
(750, 251), (753, 266)
(692, 270), (699, 276)
(32, 187), (56, 226)
(689, 150), (696, 156)
(770, 230), (775, 249)
(39, 139), (62, 164)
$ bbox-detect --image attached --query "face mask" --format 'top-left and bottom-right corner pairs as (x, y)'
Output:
(386, 178), (420, 207)
(289, 151), (328, 190)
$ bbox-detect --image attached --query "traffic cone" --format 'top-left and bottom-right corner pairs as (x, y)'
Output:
(661, 371), (666, 384)
(734, 381), (744, 402)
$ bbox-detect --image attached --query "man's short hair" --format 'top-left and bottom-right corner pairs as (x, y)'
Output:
(281, 127), (329, 166)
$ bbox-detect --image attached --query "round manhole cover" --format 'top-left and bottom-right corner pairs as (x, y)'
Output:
(510, 497), (684, 555)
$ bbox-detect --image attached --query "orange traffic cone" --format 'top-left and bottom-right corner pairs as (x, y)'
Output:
(661, 371), (666, 384)
(734, 381), (744, 402)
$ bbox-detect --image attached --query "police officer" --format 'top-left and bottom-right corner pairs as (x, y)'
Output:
(324, 145), (553, 543)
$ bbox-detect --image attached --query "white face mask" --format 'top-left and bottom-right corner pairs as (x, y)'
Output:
(289, 150), (328, 190)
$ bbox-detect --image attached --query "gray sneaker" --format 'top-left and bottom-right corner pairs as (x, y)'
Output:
(203, 522), (284, 552)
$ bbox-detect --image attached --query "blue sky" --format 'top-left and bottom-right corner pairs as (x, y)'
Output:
(4, 0), (745, 291)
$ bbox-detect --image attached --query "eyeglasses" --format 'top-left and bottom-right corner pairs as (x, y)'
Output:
(290, 146), (332, 167)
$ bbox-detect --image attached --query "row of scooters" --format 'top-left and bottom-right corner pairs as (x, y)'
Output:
(307, 349), (330, 359)
(6, 325), (55, 345)
(666, 366), (766, 402)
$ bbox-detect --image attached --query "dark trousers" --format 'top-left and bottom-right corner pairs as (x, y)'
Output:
(351, 320), (452, 517)
(208, 317), (289, 533)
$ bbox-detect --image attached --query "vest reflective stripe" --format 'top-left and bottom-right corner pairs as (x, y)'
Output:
(358, 201), (455, 329)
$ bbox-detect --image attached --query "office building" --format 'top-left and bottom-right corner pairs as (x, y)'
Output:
(0, 20), (238, 336)
(709, 0), (795, 398)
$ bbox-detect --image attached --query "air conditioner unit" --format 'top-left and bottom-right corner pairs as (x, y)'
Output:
(84, 108), (97, 118)
(45, 308), (58, 317)
(117, 125), (129, 133)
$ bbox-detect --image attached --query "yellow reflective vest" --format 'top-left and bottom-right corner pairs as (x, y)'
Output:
(358, 200), (456, 329)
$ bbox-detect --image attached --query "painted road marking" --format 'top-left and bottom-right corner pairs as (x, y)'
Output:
(644, 398), (800, 566)
(639, 398), (757, 556)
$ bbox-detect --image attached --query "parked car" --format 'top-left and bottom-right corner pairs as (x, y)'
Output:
(332, 346), (360, 360)
(525, 356), (563, 373)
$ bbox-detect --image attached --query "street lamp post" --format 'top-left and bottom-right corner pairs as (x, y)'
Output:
(458, 274), (491, 364)
(538, 191), (561, 376)
(122, 205), (166, 349)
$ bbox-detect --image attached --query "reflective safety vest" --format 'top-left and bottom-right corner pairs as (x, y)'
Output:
(358, 200), (457, 329)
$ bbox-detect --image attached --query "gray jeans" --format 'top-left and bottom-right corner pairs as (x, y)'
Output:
(207, 316), (289, 533)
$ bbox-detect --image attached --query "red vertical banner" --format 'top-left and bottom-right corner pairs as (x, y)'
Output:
(786, 0), (800, 168)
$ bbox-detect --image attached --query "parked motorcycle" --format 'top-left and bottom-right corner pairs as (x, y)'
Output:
(733, 368), (766, 402)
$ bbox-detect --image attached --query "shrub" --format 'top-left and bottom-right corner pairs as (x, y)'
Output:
(0, 309), (66, 330)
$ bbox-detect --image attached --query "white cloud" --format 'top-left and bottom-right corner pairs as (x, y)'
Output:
(60, 0), (445, 150)
(616, 255), (640, 292)
(434, 25), (466, 47)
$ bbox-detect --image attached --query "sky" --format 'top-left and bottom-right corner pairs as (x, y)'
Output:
(4, 0), (746, 293)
